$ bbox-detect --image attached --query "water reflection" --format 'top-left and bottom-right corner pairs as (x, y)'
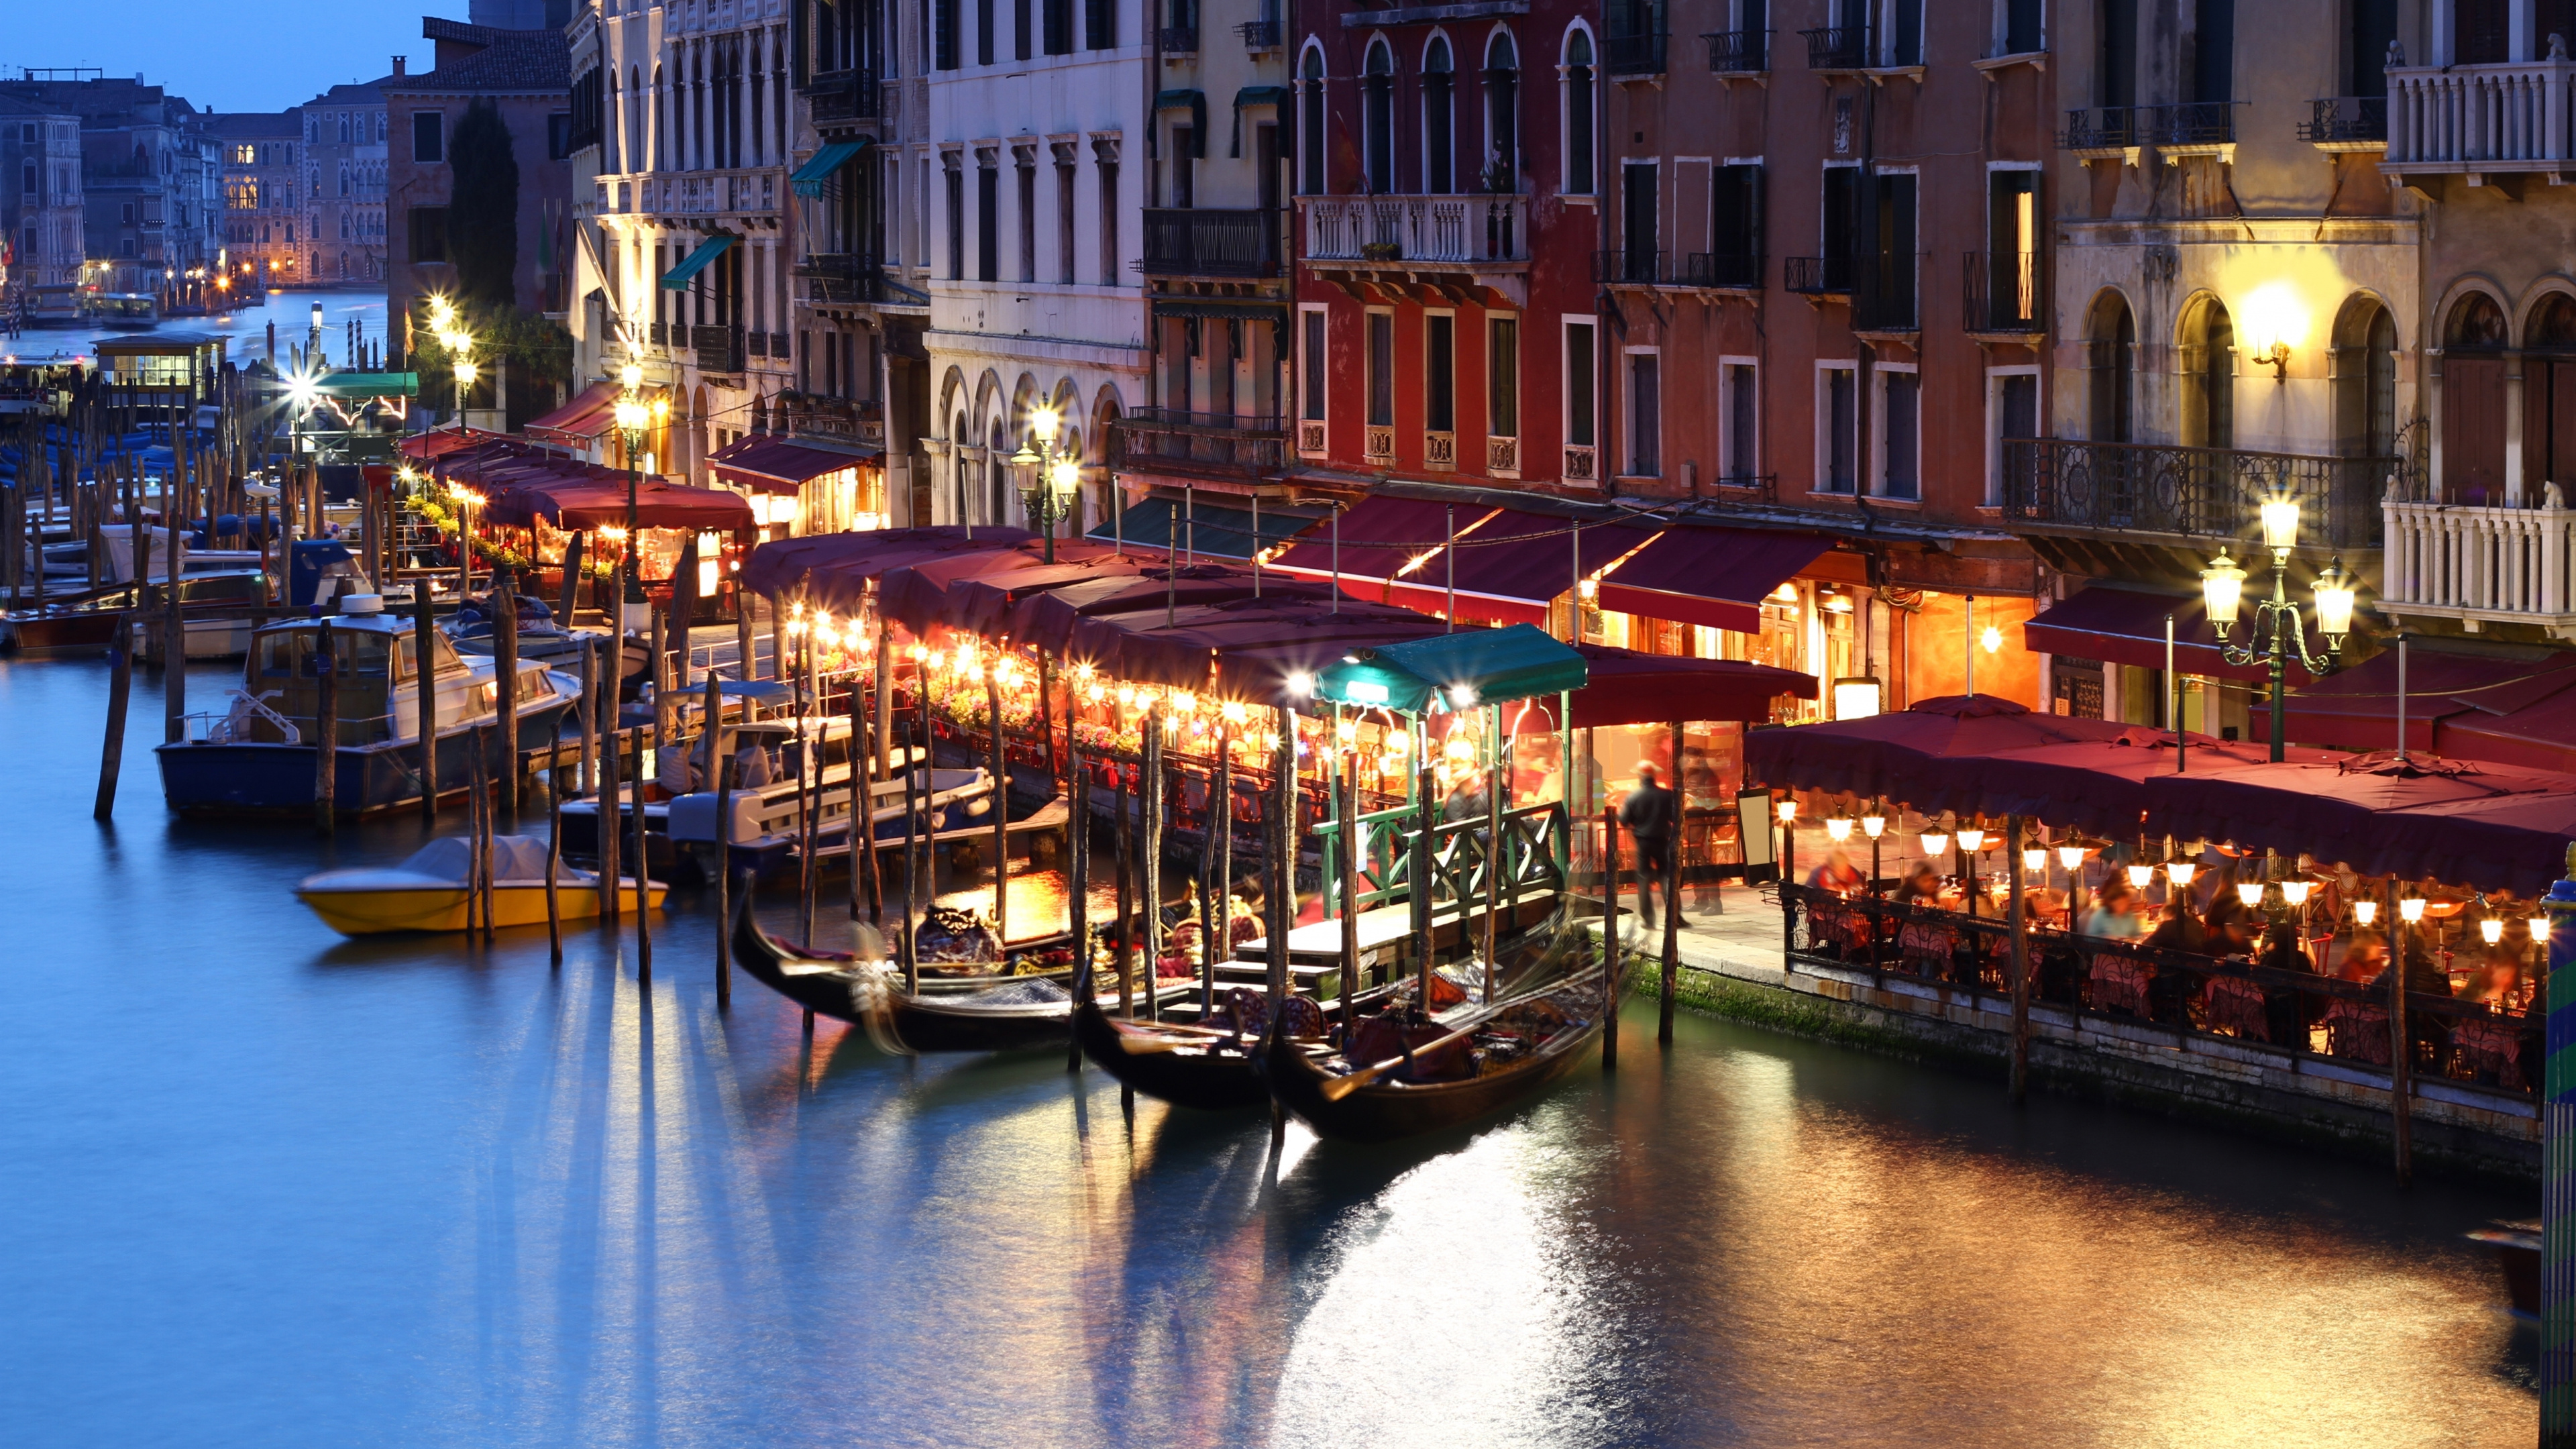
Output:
(0, 657), (2539, 1446)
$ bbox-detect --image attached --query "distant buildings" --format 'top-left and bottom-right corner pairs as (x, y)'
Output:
(302, 77), (396, 286)
(0, 71), (218, 301)
(209, 110), (305, 289)
(0, 95), (86, 290)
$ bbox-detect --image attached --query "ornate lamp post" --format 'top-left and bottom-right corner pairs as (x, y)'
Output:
(612, 362), (668, 624)
(2200, 492), (2361, 762)
(1010, 403), (1083, 564)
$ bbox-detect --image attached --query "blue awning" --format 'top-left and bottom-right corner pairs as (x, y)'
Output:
(788, 139), (871, 197)
(1085, 494), (1326, 561)
(659, 234), (736, 289)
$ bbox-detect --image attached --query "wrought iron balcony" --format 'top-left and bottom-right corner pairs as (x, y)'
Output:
(1591, 248), (1664, 285)
(1159, 24), (1198, 54)
(1236, 19), (1281, 48)
(1604, 30), (1668, 76)
(794, 252), (892, 305)
(2058, 103), (2240, 155)
(1142, 208), (1279, 277)
(1678, 252), (1762, 288)
(1110, 407), (1288, 480)
(2000, 437), (2398, 551)
(2299, 96), (2387, 146)
(1801, 25), (1871, 70)
(1784, 255), (1852, 294)
(693, 323), (745, 375)
(1854, 262), (1917, 332)
(1705, 29), (1770, 73)
(1963, 250), (2043, 333)
(804, 68), (880, 123)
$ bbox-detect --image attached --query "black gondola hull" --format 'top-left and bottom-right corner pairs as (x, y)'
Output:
(1256, 1008), (1605, 1143)
(1070, 997), (1270, 1111)
(732, 905), (1083, 1053)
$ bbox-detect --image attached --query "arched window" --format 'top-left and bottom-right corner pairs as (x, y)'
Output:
(1562, 30), (1594, 195)
(653, 64), (666, 171)
(1363, 40), (1396, 195)
(1424, 38), (1454, 194)
(1300, 48), (1327, 193)
(2443, 293), (2508, 502)
(2332, 295), (2399, 464)
(2180, 294), (2235, 451)
(1483, 33), (1517, 189)
(608, 71), (623, 172)
(2088, 291), (2135, 443)
(2529, 294), (2576, 491)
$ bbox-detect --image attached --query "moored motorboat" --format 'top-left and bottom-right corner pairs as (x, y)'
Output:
(297, 835), (661, 934)
(1, 570), (269, 658)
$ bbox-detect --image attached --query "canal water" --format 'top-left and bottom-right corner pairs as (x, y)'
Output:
(0, 655), (2541, 1448)
(8, 286), (388, 368)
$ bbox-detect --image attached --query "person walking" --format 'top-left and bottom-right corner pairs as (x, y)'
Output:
(1621, 762), (1683, 932)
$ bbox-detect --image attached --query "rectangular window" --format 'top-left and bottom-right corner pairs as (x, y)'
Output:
(1875, 365), (1920, 500)
(407, 205), (447, 262)
(1867, 170), (1917, 327)
(936, 0), (960, 68)
(1566, 321), (1597, 447)
(1821, 164), (1858, 288)
(1018, 160), (1036, 282)
(1302, 307), (1328, 421)
(1097, 160), (1119, 284)
(979, 0), (996, 66)
(1627, 352), (1660, 476)
(2100, 0), (2137, 107)
(1044, 0), (1073, 52)
(946, 165), (966, 278)
(1888, 0), (1923, 65)
(2194, 0), (2234, 101)
(1709, 162), (1762, 285)
(411, 111), (443, 164)
(1366, 313), (1395, 426)
(1085, 0), (1114, 48)
(976, 162), (999, 280)
(2006, 0), (2044, 53)
(1057, 159), (1077, 283)
(1819, 364), (1858, 493)
(1992, 370), (2040, 504)
(1723, 361), (1758, 482)
(1986, 168), (2039, 330)
(1170, 128), (1194, 207)
(547, 113), (572, 160)
(1488, 317), (1519, 437)
(1426, 313), (1455, 432)
(1016, 0), (1032, 59)
(1620, 162), (1657, 280)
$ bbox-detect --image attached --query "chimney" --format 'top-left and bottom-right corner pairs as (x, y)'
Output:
(392, 56), (407, 77)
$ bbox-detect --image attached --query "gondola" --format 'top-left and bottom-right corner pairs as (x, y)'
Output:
(1254, 912), (1619, 1143)
(731, 898), (1189, 1054)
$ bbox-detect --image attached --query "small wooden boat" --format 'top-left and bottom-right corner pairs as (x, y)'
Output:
(732, 902), (1189, 1054)
(1256, 913), (1618, 1143)
(2468, 1221), (2541, 1320)
(1071, 983), (1333, 1112)
(297, 835), (661, 934)
(1, 570), (268, 658)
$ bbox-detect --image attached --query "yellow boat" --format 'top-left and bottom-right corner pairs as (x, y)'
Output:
(297, 836), (665, 935)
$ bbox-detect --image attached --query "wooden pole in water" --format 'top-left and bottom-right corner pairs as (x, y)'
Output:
(2008, 814), (2031, 1102)
(494, 571), (520, 816)
(598, 667), (621, 923)
(715, 746), (735, 1009)
(1114, 740), (1134, 1020)
(162, 435), (184, 741)
(1141, 703), (1163, 1022)
(867, 621), (890, 924)
(2389, 874), (2413, 1186)
(1411, 761), (1435, 1012)
(94, 614), (133, 820)
(1066, 722), (1091, 1071)
(1601, 804), (1620, 1072)
(556, 531), (585, 623)
(313, 616), (338, 833)
(902, 712), (922, 996)
(1270, 710), (1297, 1147)
(988, 666), (1008, 946)
(1204, 728), (1232, 1018)
(1493, 708), (1510, 1010)
(547, 716), (564, 965)
(633, 723), (653, 981)
(849, 664), (868, 921)
(1339, 755), (1360, 1030)
(464, 729), (484, 937)
(577, 635), (598, 797)
(415, 584), (440, 820)
(1658, 720), (1682, 1046)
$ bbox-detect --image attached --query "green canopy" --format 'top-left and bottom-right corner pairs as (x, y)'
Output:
(789, 138), (871, 197)
(1155, 89), (1208, 158)
(1315, 623), (1587, 714)
(659, 233), (736, 289)
(314, 371), (419, 398)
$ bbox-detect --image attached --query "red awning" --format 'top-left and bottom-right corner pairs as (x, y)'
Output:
(1517, 645), (1816, 729)
(1066, 598), (1440, 693)
(737, 527), (1036, 614)
(709, 434), (879, 495)
(2436, 686), (2576, 773)
(397, 426), (511, 460)
(2284, 642), (2576, 753)
(2021, 586), (2306, 686)
(1417, 511), (1657, 626)
(1008, 565), (1339, 653)
(877, 543), (1114, 635)
(1949, 732), (2300, 839)
(482, 475), (755, 532)
(1593, 526), (1834, 635)
(1746, 694), (2143, 806)
(1269, 496), (1493, 612)
(525, 381), (621, 447)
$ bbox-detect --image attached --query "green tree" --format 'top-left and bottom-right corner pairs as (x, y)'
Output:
(445, 100), (519, 313)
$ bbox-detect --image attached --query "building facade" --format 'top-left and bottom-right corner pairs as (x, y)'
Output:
(303, 77), (395, 286)
(1, 97), (88, 292)
(0, 74), (209, 298)
(211, 110), (305, 288)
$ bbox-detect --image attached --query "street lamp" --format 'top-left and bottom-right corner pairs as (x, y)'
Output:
(2200, 491), (2360, 761)
(1010, 402), (1082, 562)
(612, 362), (668, 619)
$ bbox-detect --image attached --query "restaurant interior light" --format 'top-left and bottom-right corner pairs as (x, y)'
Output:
(2483, 916), (2506, 945)
(2200, 551), (2247, 630)
(2352, 899), (2378, 926)
(2279, 879), (2313, 907)
(2126, 863), (2154, 890)
(1832, 676), (1883, 720)
(2532, 913), (2553, 943)
(2399, 896), (2427, 924)
(1776, 799), (1798, 824)
(1955, 827), (1986, 853)
(2024, 847), (2048, 873)
(1861, 812), (1887, 839)
(2236, 881), (2267, 908)
(2165, 861), (2198, 888)
(1980, 624), (2004, 655)
(2057, 843), (2085, 871)
(1921, 830), (1950, 856)
(1827, 816), (1854, 842)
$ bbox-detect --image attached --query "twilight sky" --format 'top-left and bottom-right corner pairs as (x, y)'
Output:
(7, 1), (476, 115)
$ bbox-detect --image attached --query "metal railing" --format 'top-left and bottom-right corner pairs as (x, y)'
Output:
(1678, 251), (1762, 288)
(2386, 60), (2576, 167)
(804, 67), (881, 123)
(2000, 437), (2397, 549)
(1591, 248), (1664, 284)
(1785, 883), (2539, 1098)
(2059, 101), (2241, 152)
(2300, 95), (2389, 144)
(1963, 249), (2043, 333)
(1299, 193), (1528, 264)
(1854, 257), (1918, 331)
(1142, 207), (1279, 276)
(1705, 28), (1771, 72)
(1605, 30), (1669, 76)
(796, 252), (892, 305)
(693, 323), (745, 374)
(1801, 24), (1872, 69)
(1784, 254), (1852, 294)
(1159, 23), (1198, 52)
(1110, 408), (1289, 478)
(1237, 18), (1281, 48)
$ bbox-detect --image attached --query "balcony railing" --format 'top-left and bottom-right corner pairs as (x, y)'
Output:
(654, 170), (780, 216)
(796, 253), (892, 305)
(2299, 95), (2389, 146)
(1605, 30), (1669, 76)
(1159, 24), (1198, 53)
(1237, 18), (1281, 48)
(694, 323), (745, 375)
(2000, 437), (2396, 550)
(1784, 255), (1852, 294)
(1300, 194), (1528, 264)
(1142, 207), (1279, 277)
(1591, 248), (1664, 284)
(804, 68), (881, 123)
(2058, 102), (2241, 153)
(1678, 251), (1762, 288)
(1854, 258), (1918, 331)
(2385, 60), (2576, 170)
(1963, 250), (2042, 333)
(1705, 29), (1770, 72)
(1801, 25), (1871, 70)
(2383, 493), (2576, 627)
(1114, 407), (1287, 478)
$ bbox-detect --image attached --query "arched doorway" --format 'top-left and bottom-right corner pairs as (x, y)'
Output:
(988, 415), (1009, 525)
(2178, 293), (2234, 452)
(2442, 292), (2508, 503)
(2087, 290), (2135, 443)
(2525, 293), (2576, 496)
(2332, 294), (2398, 463)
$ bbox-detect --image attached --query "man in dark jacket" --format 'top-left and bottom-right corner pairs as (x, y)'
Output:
(1620, 763), (1683, 930)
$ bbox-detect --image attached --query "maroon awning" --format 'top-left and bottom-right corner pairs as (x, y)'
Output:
(1391, 511), (1656, 626)
(1948, 732), (2300, 839)
(396, 425), (511, 460)
(1519, 645), (1816, 729)
(2436, 686), (2576, 774)
(876, 542), (1112, 635)
(2373, 788), (2576, 898)
(939, 554), (1161, 639)
(1067, 598), (1440, 693)
(2021, 586), (2306, 686)
(525, 380), (620, 447)
(709, 434), (877, 494)
(737, 527), (1035, 611)
(1010, 565), (1342, 653)
(1269, 496), (1493, 612)
(482, 475), (756, 533)
(2286, 642), (2576, 756)
(1745, 694), (2141, 806)
(1592, 526), (1834, 635)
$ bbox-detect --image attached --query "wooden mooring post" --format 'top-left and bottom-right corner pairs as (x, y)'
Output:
(93, 615), (133, 820)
